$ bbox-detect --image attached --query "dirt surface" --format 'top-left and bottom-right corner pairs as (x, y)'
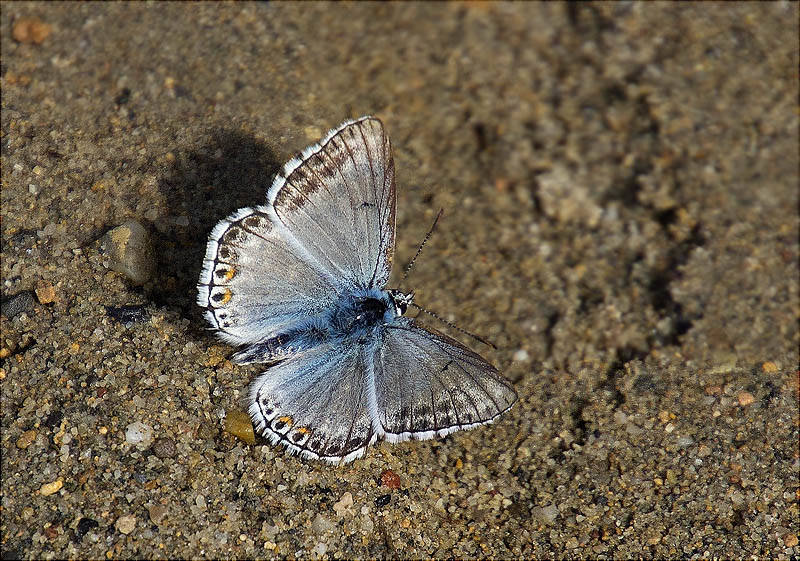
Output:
(2, 3), (798, 559)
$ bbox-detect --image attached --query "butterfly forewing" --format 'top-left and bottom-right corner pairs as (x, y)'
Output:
(375, 321), (518, 441)
(266, 117), (396, 290)
(197, 207), (338, 346)
(198, 117), (395, 348)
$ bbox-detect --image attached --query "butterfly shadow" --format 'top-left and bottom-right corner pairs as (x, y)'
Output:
(151, 128), (281, 328)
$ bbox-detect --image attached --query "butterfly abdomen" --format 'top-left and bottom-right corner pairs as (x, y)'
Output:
(232, 319), (329, 364)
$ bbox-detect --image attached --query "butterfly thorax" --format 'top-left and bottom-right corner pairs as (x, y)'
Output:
(328, 288), (403, 339)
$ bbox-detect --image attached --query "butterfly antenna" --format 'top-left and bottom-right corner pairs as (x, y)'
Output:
(402, 208), (444, 282)
(410, 301), (497, 350)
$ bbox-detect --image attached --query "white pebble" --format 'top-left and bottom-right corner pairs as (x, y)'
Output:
(513, 349), (530, 362)
(116, 514), (136, 535)
(311, 513), (334, 534)
(125, 421), (154, 446)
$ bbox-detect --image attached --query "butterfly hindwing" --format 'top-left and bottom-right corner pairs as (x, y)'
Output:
(374, 320), (518, 441)
(248, 342), (377, 463)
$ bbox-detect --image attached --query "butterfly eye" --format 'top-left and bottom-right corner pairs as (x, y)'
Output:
(388, 290), (413, 316)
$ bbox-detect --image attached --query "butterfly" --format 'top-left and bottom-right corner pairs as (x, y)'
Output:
(197, 116), (517, 463)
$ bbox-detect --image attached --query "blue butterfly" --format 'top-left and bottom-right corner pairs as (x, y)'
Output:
(198, 116), (517, 463)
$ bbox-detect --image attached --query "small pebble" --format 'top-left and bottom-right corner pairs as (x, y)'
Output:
(375, 494), (391, 507)
(116, 514), (136, 535)
(101, 220), (155, 285)
(40, 479), (63, 496)
(311, 513), (334, 534)
(2, 291), (35, 319)
(512, 349), (530, 362)
(784, 532), (799, 547)
(152, 437), (177, 459)
(16, 429), (37, 449)
(44, 410), (63, 429)
(115, 88), (131, 105)
(125, 421), (154, 446)
(105, 305), (150, 325)
(224, 410), (256, 445)
(147, 504), (167, 525)
(333, 492), (353, 517)
(532, 504), (559, 525)
(542, 504), (559, 523)
(12, 17), (52, 44)
(380, 469), (401, 490)
(665, 469), (678, 485)
(34, 280), (56, 304)
(44, 524), (59, 540)
(737, 391), (755, 407)
(204, 346), (228, 367)
(761, 361), (779, 373)
(75, 517), (99, 540)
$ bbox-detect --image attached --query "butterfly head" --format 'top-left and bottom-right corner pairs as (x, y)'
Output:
(387, 289), (414, 316)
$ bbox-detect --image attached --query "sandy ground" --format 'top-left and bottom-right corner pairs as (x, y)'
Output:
(1, 3), (798, 559)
